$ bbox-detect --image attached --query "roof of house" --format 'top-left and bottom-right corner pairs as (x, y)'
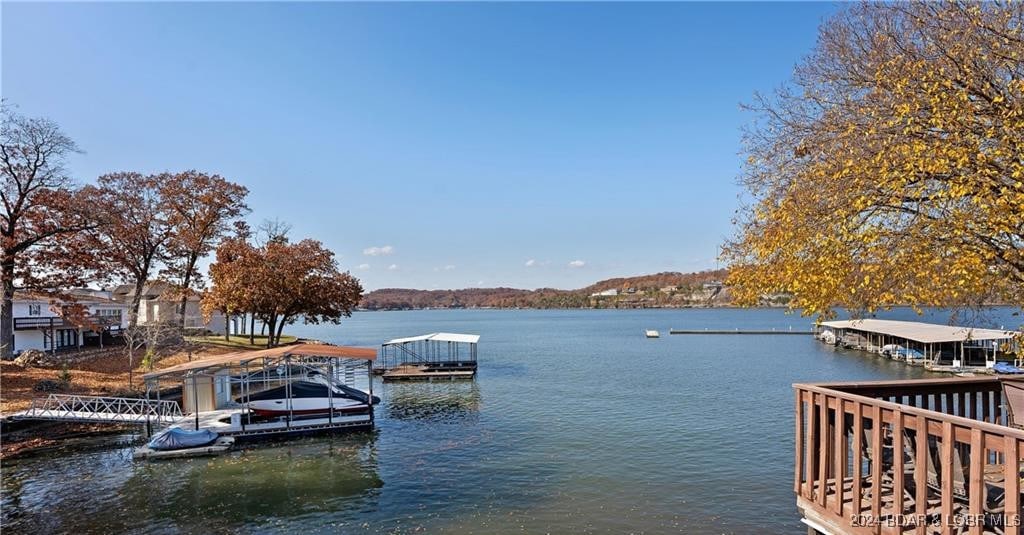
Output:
(13, 289), (127, 306)
(111, 280), (201, 302)
(820, 318), (1019, 344)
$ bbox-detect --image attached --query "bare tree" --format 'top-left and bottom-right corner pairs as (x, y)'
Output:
(123, 320), (183, 388)
(0, 104), (101, 359)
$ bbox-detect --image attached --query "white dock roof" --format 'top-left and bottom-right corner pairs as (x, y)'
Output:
(820, 319), (1018, 344)
(383, 332), (480, 345)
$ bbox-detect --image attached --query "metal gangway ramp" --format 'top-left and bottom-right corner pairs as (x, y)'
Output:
(12, 394), (183, 425)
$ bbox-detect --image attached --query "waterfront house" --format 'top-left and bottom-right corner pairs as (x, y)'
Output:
(111, 281), (226, 334)
(10, 289), (129, 354)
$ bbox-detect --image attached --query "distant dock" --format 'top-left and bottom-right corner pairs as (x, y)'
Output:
(375, 332), (480, 382)
(669, 328), (814, 335)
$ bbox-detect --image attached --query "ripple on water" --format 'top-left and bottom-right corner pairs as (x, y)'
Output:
(4, 308), (1016, 534)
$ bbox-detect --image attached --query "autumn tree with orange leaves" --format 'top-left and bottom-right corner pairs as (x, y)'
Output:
(162, 171), (249, 330)
(203, 232), (363, 347)
(0, 106), (103, 359)
(91, 172), (175, 329)
(723, 1), (1024, 318)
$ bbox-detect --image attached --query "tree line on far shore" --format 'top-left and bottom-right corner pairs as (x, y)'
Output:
(0, 102), (362, 359)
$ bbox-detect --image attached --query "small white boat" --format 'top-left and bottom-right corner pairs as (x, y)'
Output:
(247, 397), (364, 417)
(645, 330), (660, 338)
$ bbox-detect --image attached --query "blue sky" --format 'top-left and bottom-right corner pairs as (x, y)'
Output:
(2, 2), (838, 291)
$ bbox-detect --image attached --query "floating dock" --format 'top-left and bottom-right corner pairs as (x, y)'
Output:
(381, 365), (475, 382)
(669, 328), (813, 335)
(376, 333), (480, 382)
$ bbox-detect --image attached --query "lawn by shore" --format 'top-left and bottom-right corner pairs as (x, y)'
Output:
(186, 334), (298, 349)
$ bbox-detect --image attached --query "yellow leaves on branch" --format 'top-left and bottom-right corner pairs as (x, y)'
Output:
(725, 1), (1024, 317)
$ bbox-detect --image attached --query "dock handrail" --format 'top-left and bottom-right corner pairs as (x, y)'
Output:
(19, 394), (183, 424)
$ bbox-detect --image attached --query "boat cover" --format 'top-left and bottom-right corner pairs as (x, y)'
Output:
(147, 427), (219, 451)
(241, 380), (380, 405)
(994, 362), (1024, 374)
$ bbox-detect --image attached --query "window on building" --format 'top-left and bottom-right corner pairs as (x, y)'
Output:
(57, 329), (77, 348)
(28, 304), (41, 316)
(96, 309), (122, 322)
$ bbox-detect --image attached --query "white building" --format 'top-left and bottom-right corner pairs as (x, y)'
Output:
(11, 290), (130, 354)
(111, 281), (226, 334)
(590, 288), (619, 298)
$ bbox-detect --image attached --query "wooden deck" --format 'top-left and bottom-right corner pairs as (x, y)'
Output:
(795, 377), (1024, 534)
(381, 365), (476, 382)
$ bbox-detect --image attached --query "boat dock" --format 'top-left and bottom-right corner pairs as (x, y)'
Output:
(817, 318), (1020, 372)
(376, 333), (480, 381)
(141, 343), (379, 439)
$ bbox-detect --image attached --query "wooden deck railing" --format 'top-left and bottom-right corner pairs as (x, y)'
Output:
(795, 377), (1024, 535)
(13, 315), (121, 331)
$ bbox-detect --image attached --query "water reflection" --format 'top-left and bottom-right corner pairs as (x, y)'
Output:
(383, 382), (481, 421)
(2, 433), (383, 534)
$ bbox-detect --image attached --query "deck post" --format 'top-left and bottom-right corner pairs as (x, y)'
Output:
(191, 372), (200, 431)
(328, 359), (334, 425)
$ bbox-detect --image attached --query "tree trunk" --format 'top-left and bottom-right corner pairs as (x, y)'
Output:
(1, 255), (15, 360)
(275, 316), (288, 346)
(265, 315), (277, 348)
(223, 307), (230, 341)
(127, 344), (134, 388)
(177, 252), (199, 330)
(249, 313), (255, 345)
(128, 277), (147, 330)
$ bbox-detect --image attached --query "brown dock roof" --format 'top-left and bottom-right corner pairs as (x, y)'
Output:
(143, 343), (377, 380)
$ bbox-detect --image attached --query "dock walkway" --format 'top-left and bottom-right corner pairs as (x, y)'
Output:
(9, 394), (183, 425)
(669, 329), (814, 335)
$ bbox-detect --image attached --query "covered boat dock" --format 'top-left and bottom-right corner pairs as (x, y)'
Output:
(819, 319), (1020, 371)
(142, 343), (378, 439)
(377, 332), (480, 381)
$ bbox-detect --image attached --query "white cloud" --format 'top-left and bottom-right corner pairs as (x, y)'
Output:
(444, 264), (456, 271)
(476, 280), (484, 286)
(568, 260), (586, 268)
(387, 264), (399, 271)
(357, 263), (370, 270)
(363, 245), (394, 256)
(525, 259), (536, 267)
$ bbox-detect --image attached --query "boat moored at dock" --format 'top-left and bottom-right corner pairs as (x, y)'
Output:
(817, 318), (1021, 372)
(142, 343), (379, 440)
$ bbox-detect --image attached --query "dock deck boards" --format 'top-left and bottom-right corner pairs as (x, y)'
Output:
(382, 365), (476, 381)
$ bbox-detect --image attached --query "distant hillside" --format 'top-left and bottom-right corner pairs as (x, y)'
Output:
(360, 269), (748, 310)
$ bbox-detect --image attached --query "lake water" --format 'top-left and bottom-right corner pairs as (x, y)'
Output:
(2, 308), (1020, 534)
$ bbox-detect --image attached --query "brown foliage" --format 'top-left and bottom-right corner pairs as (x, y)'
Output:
(0, 105), (102, 358)
(203, 233), (363, 347)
